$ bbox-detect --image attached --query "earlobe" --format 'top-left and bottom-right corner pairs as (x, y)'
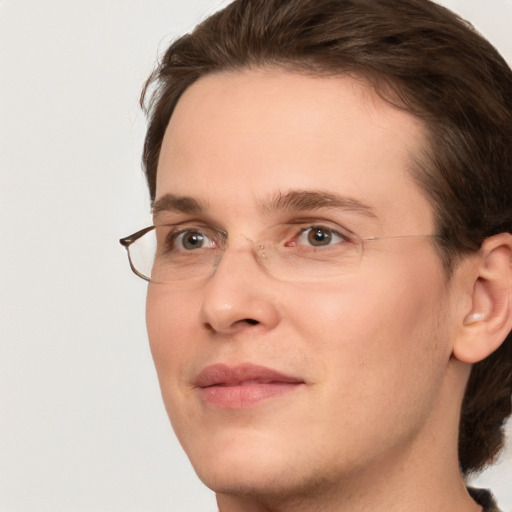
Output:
(453, 233), (512, 364)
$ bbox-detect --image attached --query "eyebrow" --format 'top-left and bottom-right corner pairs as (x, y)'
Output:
(151, 190), (377, 219)
(262, 190), (378, 218)
(152, 194), (209, 217)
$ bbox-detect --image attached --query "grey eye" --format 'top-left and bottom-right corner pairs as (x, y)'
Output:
(177, 231), (210, 250)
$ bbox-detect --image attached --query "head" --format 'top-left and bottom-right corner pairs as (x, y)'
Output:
(140, 0), (512, 487)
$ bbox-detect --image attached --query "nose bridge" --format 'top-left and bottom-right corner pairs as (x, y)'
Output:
(199, 234), (279, 334)
(214, 232), (270, 274)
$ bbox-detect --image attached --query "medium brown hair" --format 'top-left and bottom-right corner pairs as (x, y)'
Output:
(140, 0), (512, 474)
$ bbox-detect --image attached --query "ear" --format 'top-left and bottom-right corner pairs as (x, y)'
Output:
(453, 233), (512, 364)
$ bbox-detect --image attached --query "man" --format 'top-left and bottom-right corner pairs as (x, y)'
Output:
(120, 0), (512, 510)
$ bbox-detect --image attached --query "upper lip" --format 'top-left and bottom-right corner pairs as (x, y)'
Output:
(194, 363), (304, 388)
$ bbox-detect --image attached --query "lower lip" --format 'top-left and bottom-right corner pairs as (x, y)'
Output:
(199, 382), (302, 408)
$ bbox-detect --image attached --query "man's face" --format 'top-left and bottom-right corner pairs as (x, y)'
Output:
(146, 69), (459, 498)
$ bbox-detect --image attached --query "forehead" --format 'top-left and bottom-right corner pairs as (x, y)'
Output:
(156, 68), (433, 234)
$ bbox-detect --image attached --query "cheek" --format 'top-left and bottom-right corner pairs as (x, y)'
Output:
(145, 286), (199, 383)
(288, 256), (451, 404)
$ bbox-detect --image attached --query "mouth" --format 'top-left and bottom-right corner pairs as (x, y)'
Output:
(194, 363), (305, 408)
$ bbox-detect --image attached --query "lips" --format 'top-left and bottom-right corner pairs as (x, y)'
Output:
(195, 363), (305, 408)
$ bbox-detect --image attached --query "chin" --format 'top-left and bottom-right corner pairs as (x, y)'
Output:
(182, 429), (344, 505)
(196, 454), (340, 511)
(197, 462), (285, 496)
(180, 427), (302, 491)
(189, 432), (284, 481)
(196, 459), (300, 500)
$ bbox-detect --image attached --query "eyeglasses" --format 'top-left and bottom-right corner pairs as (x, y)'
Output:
(120, 223), (438, 284)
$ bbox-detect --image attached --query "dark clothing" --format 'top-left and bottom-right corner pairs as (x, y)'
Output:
(468, 487), (501, 512)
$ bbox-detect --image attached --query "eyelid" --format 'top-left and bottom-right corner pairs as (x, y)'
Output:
(156, 221), (227, 236)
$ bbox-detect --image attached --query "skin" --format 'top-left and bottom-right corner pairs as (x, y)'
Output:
(146, 68), (484, 512)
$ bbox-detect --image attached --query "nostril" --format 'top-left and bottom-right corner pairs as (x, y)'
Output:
(203, 318), (260, 333)
(204, 322), (216, 333)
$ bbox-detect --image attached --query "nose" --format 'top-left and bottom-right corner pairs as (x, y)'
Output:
(199, 240), (280, 335)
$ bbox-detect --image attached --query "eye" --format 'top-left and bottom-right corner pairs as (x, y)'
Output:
(296, 226), (347, 247)
(174, 229), (216, 250)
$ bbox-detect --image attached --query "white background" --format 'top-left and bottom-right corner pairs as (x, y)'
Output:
(1, 1), (511, 511)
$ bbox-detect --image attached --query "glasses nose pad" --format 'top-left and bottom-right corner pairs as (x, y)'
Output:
(238, 234), (269, 264)
(251, 239), (276, 277)
(208, 234), (275, 278)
